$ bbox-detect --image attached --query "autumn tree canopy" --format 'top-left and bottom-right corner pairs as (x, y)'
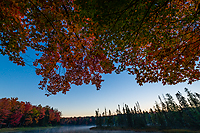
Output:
(0, 97), (61, 127)
(1, 0), (200, 96)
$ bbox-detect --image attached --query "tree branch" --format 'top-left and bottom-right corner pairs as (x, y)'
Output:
(29, 0), (56, 31)
(62, 4), (69, 17)
(132, 0), (157, 43)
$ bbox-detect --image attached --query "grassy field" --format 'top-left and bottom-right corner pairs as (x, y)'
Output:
(90, 126), (200, 133)
(0, 126), (56, 132)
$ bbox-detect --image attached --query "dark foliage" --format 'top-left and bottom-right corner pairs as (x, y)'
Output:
(96, 88), (200, 130)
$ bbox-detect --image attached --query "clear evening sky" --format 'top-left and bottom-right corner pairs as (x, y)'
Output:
(1, 51), (200, 117)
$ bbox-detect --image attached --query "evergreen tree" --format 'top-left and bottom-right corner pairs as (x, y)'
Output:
(158, 96), (167, 111)
(122, 105), (127, 126)
(176, 91), (200, 128)
(125, 104), (133, 127)
(165, 93), (178, 111)
(176, 91), (189, 108)
(149, 108), (157, 127)
(155, 101), (166, 129)
(195, 92), (200, 100)
(107, 110), (113, 127)
(158, 96), (168, 127)
(132, 103), (146, 128)
(95, 108), (102, 127)
(185, 88), (200, 107)
(162, 94), (177, 128)
(116, 104), (124, 127)
(104, 108), (107, 116)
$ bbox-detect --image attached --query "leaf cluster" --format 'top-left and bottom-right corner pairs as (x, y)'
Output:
(1, 0), (200, 95)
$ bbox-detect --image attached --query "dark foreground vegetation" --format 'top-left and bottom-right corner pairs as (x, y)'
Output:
(90, 126), (200, 133)
(95, 88), (200, 131)
(0, 97), (61, 128)
(0, 126), (55, 133)
(60, 116), (96, 125)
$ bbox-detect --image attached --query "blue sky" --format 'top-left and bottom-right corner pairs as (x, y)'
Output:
(1, 53), (200, 117)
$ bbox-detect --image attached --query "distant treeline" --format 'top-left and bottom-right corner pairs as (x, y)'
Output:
(60, 116), (96, 125)
(95, 88), (200, 130)
(0, 97), (61, 128)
